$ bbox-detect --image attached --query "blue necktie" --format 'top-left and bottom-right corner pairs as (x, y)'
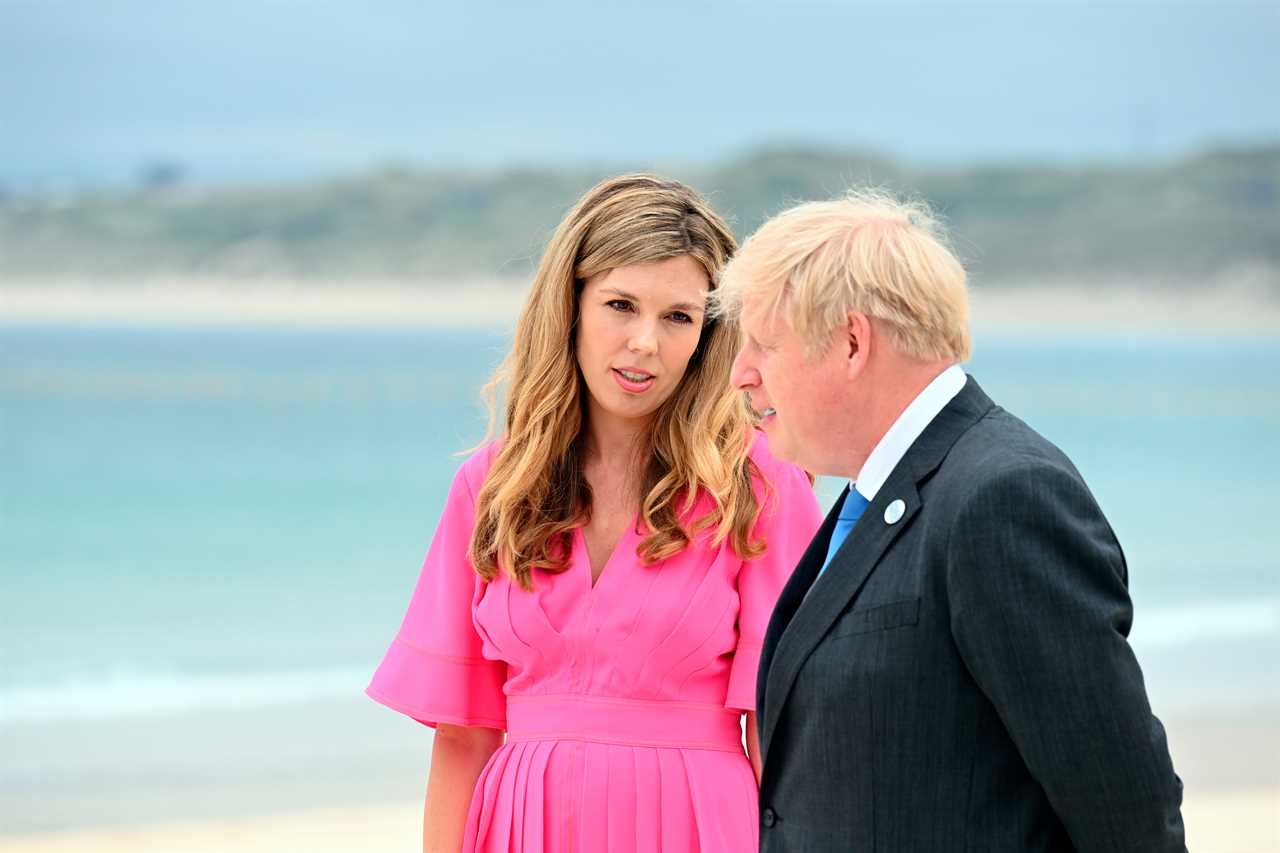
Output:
(818, 488), (871, 578)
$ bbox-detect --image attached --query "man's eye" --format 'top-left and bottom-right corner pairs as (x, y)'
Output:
(606, 299), (633, 312)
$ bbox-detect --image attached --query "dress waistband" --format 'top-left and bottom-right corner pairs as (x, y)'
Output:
(505, 695), (744, 753)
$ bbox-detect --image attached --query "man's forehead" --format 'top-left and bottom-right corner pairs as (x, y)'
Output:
(739, 297), (788, 337)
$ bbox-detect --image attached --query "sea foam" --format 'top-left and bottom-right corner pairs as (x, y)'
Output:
(0, 665), (371, 724)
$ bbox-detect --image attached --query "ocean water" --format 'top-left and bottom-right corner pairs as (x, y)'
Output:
(1, 325), (1278, 730)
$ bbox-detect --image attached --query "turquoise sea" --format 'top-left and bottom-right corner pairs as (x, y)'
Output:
(1, 324), (1277, 830)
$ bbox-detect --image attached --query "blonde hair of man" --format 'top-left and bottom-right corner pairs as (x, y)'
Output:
(714, 188), (971, 362)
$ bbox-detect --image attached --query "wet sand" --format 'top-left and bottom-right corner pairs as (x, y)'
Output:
(3, 277), (1278, 334)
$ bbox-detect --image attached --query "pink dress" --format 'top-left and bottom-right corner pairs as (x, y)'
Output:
(367, 432), (822, 852)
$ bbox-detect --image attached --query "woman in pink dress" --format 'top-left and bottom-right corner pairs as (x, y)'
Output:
(368, 174), (823, 852)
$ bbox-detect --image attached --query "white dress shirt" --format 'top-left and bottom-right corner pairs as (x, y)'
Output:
(851, 364), (967, 502)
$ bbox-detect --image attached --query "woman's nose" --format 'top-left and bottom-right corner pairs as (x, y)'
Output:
(628, 322), (658, 355)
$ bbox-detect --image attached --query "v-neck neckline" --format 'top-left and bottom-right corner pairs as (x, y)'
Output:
(576, 515), (639, 593)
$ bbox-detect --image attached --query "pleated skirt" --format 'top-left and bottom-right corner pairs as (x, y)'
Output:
(462, 738), (760, 852)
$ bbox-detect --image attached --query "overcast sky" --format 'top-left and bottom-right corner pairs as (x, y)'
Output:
(4, 0), (1278, 187)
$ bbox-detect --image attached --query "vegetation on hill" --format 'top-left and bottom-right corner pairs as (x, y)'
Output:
(2, 145), (1277, 288)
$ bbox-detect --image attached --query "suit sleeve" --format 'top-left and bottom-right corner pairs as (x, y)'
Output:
(365, 458), (508, 730)
(946, 461), (1185, 852)
(726, 457), (824, 712)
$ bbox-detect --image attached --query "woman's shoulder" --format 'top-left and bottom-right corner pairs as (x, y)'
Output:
(745, 429), (795, 480)
(744, 429), (813, 504)
(453, 438), (505, 497)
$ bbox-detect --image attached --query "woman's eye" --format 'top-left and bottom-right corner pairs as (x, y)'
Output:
(667, 312), (694, 325)
(606, 299), (633, 312)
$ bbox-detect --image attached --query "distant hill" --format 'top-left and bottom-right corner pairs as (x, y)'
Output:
(2, 145), (1277, 289)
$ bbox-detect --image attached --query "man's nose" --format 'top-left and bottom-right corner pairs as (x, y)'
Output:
(730, 347), (758, 390)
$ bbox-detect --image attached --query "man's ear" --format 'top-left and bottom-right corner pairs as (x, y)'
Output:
(845, 311), (873, 380)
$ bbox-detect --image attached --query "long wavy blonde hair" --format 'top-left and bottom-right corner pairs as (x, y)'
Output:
(470, 173), (765, 590)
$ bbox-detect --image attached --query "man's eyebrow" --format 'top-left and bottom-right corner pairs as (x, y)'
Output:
(601, 287), (705, 313)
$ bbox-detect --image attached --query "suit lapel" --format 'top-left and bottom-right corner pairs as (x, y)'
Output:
(760, 477), (920, 766)
(755, 488), (844, 722)
(759, 377), (996, 767)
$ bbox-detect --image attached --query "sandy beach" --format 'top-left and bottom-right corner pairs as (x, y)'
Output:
(1, 703), (1275, 852)
(4, 786), (1270, 853)
(3, 784), (1276, 852)
(2, 276), (1279, 334)
(0, 279), (526, 329)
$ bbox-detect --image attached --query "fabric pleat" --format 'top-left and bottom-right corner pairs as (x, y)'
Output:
(461, 740), (761, 852)
(467, 743), (517, 853)
(682, 748), (759, 852)
(633, 747), (661, 851)
(508, 742), (534, 852)
(658, 747), (696, 852)
(606, 745), (638, 851)
(521, 742), (553, 851)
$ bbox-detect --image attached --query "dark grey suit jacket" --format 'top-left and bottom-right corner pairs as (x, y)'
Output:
(756, 377), (1185, 852)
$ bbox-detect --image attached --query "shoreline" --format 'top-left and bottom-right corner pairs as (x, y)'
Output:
(2, 277), (1279, 334)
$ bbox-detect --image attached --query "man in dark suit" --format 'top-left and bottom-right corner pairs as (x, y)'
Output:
(714, 192), (1186, 851)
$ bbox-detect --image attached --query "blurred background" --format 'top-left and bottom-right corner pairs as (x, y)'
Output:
(1, 1), (1277, 850)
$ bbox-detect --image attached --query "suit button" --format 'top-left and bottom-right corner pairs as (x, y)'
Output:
(762, 807), (777, 827)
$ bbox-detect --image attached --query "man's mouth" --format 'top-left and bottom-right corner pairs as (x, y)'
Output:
(747, 393), (776, 419)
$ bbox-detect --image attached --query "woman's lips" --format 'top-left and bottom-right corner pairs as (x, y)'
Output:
(612, 368), (655, 393)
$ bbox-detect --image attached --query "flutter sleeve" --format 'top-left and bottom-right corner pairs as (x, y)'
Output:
(725, 435), (824, 712)
(366, 453), (507, 730)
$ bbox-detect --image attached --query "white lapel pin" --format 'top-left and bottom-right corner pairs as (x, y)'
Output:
(884, 499), (906, 525)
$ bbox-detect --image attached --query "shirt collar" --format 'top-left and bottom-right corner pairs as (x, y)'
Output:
(852, 364), (967, 502)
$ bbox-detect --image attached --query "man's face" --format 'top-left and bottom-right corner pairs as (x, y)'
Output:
(730, 298), (852, 476)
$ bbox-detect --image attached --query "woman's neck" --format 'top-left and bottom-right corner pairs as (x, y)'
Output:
(581, 409), (650, 492)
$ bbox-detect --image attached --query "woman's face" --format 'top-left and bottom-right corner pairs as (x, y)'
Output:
(575, 255), (709, 435)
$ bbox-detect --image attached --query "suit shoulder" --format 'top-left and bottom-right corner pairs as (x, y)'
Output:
(926, 409), (1103, 522)
(945, 407), (1083, 485)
